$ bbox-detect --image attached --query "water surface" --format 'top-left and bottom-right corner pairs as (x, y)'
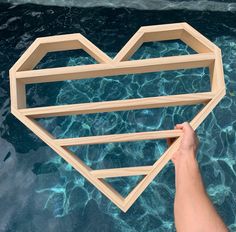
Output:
(0, 3), (235, 231)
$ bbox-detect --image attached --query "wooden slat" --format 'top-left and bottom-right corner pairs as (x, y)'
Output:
(181, 23), (215, 53)
(91, 166), (152, 178)
(9, 70), (26, 109)
(19, 92), (214, 118)
(140, 23), (185, 43)
(15, 53), (215, 84)
(214, 47), (226, 92)
(141, 29), (184, 43)
(209, 61), (217, 92)
(10, 39), (46, 72)
(113, 31), (144, 62)
(190, 88), (225, 130)
(36, 33), (85, 43)
(55, 129), (182, 146)
(138, 23), (184, 33)
(209, 48), (225, 93)
(77, 34), (112, 63)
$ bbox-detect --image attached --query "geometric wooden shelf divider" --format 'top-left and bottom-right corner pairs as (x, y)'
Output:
(9, 22), (225, 212)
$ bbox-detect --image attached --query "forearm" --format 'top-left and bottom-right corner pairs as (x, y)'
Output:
(174, 151), (228, 232)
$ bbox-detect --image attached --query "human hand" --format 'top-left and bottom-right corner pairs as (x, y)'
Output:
(167, 122), (199, 165)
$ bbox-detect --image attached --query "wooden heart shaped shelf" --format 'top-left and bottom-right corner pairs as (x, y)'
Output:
(9, 23), (225, 212)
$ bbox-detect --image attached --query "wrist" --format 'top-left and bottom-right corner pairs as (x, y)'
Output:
(174, 149), (198, 169)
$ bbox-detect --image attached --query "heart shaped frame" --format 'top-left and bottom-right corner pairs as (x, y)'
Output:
(9, 22), (225, 212)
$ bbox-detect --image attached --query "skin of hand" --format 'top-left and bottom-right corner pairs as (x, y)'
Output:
(167, 122), (228, 232)
(167, 121), (199, 165)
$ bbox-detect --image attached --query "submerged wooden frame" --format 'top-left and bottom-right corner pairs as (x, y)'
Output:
(9, 22), (225, 212)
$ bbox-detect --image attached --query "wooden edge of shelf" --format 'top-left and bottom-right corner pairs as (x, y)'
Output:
(55, 129), (182, 146)
(14, 53), (215, 84)
(19, 92), (214, 118)
(90, 166), (152, 178)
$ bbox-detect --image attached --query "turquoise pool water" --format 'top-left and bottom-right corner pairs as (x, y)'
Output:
(0, 3), (235, 231)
